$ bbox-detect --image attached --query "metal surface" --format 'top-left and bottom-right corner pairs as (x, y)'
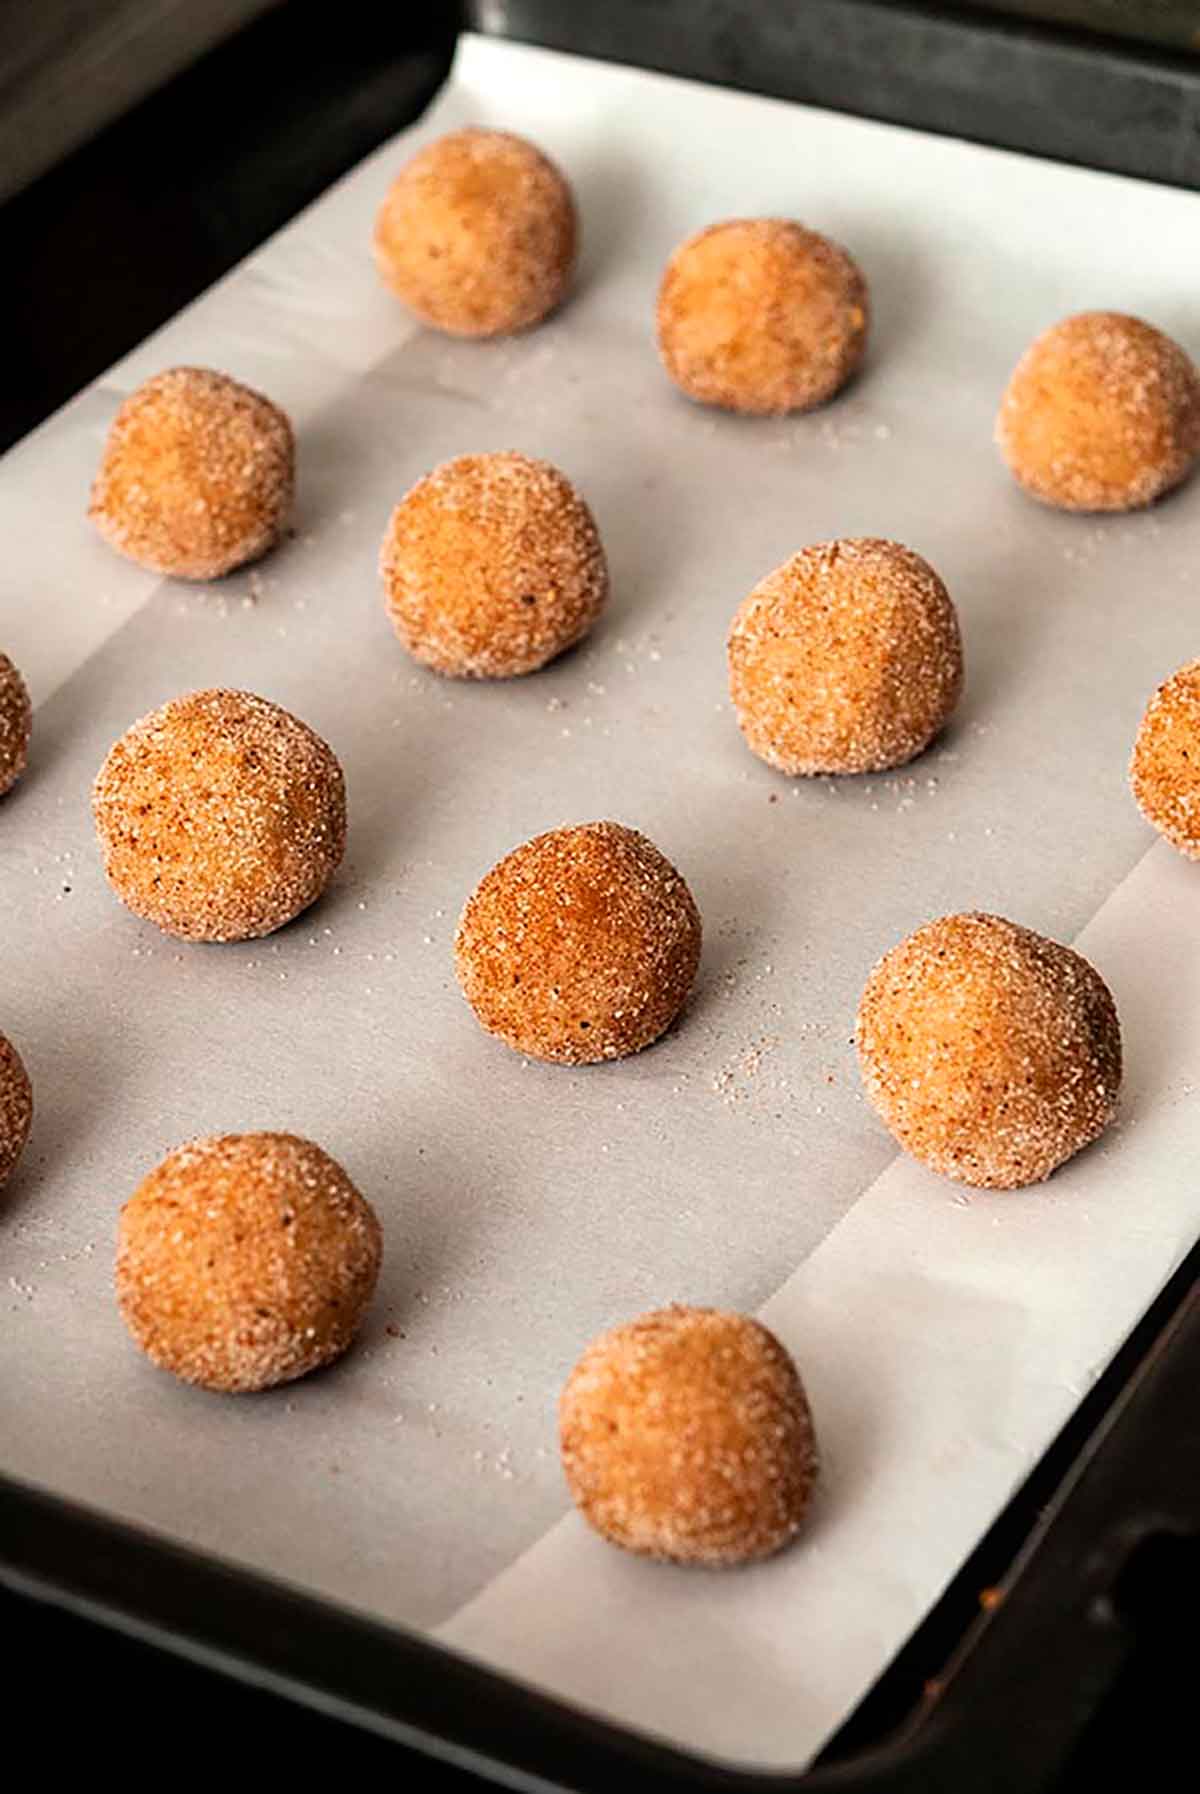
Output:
(471, 0), (1200, 187)
(0, 0), (281, 204)
(959, 2), (1200, 52)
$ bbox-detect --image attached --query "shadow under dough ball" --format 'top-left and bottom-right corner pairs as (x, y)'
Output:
(856, 912), (1121, 1190)
(560, 1305), (818, 1566)
(89, 366), (294, 579)
(380, 451), (608, 678)
(996, 311), (1200, 512)
(454, 821), (702, 1064)
(656, 218), (869, 415)
(93, 688), (345, 942)
(0, 652), (31, 796)
(116, 1132), (382, 1393)
(1130, 659), (1200, 858)
(373, 127), (577, 338)
(0, 1033), (32, 1189)
(728, 538), (963, 776)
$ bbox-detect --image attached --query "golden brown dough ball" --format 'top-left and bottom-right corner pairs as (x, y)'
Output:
(0, 653), (31, 797)
(93, 688), (345, 942)
(0, 1033), (32, 1190)
(454, 821), (701, 1064)
(116, 1132), (382, 1393)
(1130, 659), (1200, 857)
(380, 451), (608, 678)
(656, 218), (869, 415)
(373, 127), (576, 337)
(560, 1305), (818, 1566)
(857, 913), (1121, 1190)
(90, 367), (294, 579)
(728, 538), (962, 776)
(996, 312), (1200, 512)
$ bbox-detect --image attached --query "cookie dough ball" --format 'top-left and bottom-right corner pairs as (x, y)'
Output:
(0, 1034), (32, 1190)
(93, 688), (345, 942)
(455, 821), (701, 1064)
(996, 312), (1200, 512)
(728, 539), (962, 776)
(560, 1306), (817, 1566)
(373, 127), (576, 337)
(381, 452), (607, 678)
(116, 1133), (382, 1393)
(1130, 659), (1200, 856)
(857, 913), (1121, 1189)
(89, 367), (294, 579)
(657, 218), (869, 415)
(0, 653), (31, 797)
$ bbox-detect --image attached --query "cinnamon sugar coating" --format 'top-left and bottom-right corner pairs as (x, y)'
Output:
(0, 1033), (32, 1190)
(560, 1306), (817, 1566)
(857, 913), (1121, 1190)
(1131, 659), (1200, 857)
(90, 367), (294, 579)
(373, 127), (576, 338)
(454, 821), (701, 1064)
(996, 312), (1200, 512)
(93, 688), (345, 942)
(381, 452), (608, 678)
(116, 1132), (382, 1394)
(0, 653), (31, 796)
(656, 218), (869, 415)
(728, 539), (962, 776)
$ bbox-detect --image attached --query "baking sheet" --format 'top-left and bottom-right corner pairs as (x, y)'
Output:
(3, 32), (1200, 1772)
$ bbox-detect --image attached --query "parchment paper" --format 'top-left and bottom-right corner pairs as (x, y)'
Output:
(2, 34), (1199, 1772)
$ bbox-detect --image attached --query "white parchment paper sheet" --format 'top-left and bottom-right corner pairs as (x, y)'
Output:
(2, 33), (1199, 1773)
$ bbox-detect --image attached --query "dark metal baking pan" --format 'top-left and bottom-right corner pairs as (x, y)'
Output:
(3, 3), (1198, 1786)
